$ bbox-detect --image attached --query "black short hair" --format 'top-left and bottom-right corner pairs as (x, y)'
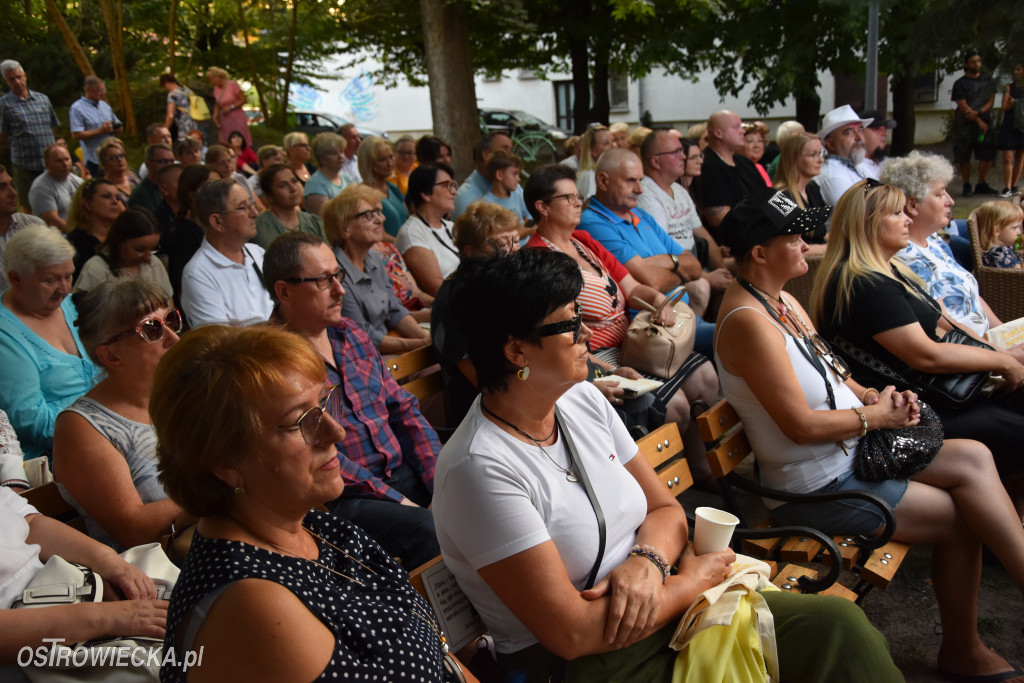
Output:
(450, 248), (582, 393)
(406, 163), (455, 210)
(523, 164), (577, 222)
(262, 231), (326, 305)
(415, 135), (447, 165)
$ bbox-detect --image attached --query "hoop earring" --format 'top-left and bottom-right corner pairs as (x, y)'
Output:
(517, 366), (530, 381)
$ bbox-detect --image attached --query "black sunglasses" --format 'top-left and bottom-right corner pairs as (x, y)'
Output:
(534, 302), (583, 344)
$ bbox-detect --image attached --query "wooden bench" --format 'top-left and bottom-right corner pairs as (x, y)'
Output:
(20, 481), (87, 533)
(637, 422), (854, 599)
(386, 343), (451, 436)
(697, 399), (910, 601)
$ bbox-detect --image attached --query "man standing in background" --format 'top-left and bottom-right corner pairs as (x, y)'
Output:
(0, 60), (58, 212)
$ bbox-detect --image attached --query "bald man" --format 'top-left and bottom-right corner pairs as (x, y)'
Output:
(692, 110), (764, 230)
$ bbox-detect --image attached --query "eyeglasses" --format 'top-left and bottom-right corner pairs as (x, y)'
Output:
(803, 149), (826, 159)
(276, 384), (338, 446)
(806, 334), (851, 381)
(105, 153), (126, 162)
(283, 268), (346, 290)
(105, 309), (183, 345)
(219, 199), (258, 214)
(534, 302), (583, 344)
(550, 193), (584, 206)
(434, 180), (458, 192)
(654, 147), (686, 158)
(150, 157), (175, 166)
(353, 208), (384, 221)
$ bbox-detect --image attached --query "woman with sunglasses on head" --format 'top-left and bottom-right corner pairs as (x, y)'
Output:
(524, 164), (720, 484)
(325, 184), (430, 355)
(72, 207), (173, 299)
(433, 247), (900, 682)
(53, 277), (190, 550)
(717, 187), (1024, 682)
(396, 163), (460, 297)
(152, 324), (476, 682)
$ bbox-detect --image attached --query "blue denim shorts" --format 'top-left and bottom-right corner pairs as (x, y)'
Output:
(768, 469), (908, 536)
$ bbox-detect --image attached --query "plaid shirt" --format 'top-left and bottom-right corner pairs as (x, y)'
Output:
(0, 90), (58, 170)
(68, 96), (121, 166)
(325, 319), (440, 502)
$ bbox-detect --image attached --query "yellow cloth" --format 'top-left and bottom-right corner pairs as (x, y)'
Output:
(671, 554), (780, 683)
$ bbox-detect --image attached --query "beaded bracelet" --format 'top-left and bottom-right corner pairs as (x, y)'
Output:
(629, 544), (671, 582)
(852, 407), (868, 437)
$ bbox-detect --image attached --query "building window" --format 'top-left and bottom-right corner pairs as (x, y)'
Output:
(609, 72), (629, 113)
(518, 69), (540, 80)
(554, 81), (574, 132)
(914, 72), (939, 104)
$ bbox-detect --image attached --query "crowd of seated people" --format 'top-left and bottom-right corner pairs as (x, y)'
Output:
(7, 94), (1024, 682)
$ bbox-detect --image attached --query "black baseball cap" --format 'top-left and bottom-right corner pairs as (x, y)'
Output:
(861, 110), (897, 130)
(719, 188), (832, 255)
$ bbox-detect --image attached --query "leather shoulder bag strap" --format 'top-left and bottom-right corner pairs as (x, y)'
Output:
(555, 406), (606, 590)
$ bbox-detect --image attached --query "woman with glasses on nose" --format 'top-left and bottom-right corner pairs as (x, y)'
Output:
(397, 163), (460, 297)
(72, 207), (173, 299)
(0, 225), (100, 461)
(152, 324), (476, 682)
(325, 184), (430, 355)
(525, 164), (721, 484)
(53, 277), (191, 550)
(97, 137), (140, 207)
(252, 163), (327, 249)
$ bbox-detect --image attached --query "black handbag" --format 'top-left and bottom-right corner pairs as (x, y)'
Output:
(854, 402), (944, 481)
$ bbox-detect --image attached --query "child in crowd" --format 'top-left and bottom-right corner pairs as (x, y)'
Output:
(973, 199), (1024, 268)
(482, 150), (530, 222)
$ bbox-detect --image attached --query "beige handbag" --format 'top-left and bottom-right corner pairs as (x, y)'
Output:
(619, 292), (697, 378)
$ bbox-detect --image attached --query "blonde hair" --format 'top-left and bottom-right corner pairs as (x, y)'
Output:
(773, 133), (820, 209)
(578, 125), (610, 173)
(356, 136), (393, 183)
(153, 324), (325, 517)
(971, 200), (1024, 251)
(321, 183), (385, 246)
(206, 66), (229, 81)
(811, 181), (921, 328)
(608, 122), (630, 137)
(97, 137), (126, 166)
(453, 201), (520, 257)
(627, 126), (652, 155)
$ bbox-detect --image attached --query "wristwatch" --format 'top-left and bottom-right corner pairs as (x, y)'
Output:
(670, 254), (680, 273)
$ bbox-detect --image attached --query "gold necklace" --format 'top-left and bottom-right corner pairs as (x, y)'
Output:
(230, 517), (374, 587)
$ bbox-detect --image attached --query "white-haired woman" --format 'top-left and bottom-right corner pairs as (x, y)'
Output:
(283, 131), (314, 186)
(0, 225), (100, 459)
(305, 132), (350, 217)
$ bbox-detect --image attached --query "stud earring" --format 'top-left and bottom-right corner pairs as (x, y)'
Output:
(234, 485), (245, 495)
(517, 366), (530, 381)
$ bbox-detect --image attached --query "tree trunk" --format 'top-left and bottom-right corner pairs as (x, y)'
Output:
(890, 72), (917, 157)
(97, 0), (137, 137)
(569, 36), (589, 135)
(169, 0), (179, 74)
(236, 0), (270, 120)
(419, 0), (479, 181)
(277, 0), (299, 128)
(43, 0), (95, 78)
(794, 92), (821, 132)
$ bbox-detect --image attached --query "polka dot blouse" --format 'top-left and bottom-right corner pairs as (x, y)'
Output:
(162, 509), (456, 681)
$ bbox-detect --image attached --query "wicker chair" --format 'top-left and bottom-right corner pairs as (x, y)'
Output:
(783, 254), (823, 313)
(968, 222), (1024, 323)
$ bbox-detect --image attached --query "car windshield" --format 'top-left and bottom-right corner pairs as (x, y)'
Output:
(511, 111), (548, 127)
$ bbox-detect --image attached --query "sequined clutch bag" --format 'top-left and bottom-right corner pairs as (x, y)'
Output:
(854, 402), (944, 482)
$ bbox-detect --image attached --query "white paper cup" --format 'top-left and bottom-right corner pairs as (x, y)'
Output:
(693, 506), (739, 555)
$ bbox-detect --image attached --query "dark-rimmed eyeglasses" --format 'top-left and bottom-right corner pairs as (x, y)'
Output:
(434, 180), (458, 192)
(219, 199), (258, 214)
(283, 268), (346, 290)
(534, 302), (583, 344)
(550, 193), (584, 206)
(276, 384), (338, 446)
(105, 309), (183, 345)
(654, 147), (686, 158)
(353, 208), (384, 222)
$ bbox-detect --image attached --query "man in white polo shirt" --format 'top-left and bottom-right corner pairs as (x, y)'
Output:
(180, 177), (273, 327)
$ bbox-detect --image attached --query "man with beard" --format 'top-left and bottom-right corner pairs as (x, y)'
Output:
(816, 105), (874, 205)
(952, 51), (998, 197)
(857, 111), (897, 181)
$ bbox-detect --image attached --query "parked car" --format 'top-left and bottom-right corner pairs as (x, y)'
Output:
(285, 110), (389, 140)
(480, 108), (570, 141)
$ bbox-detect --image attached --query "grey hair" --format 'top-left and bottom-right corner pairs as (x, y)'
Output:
(775, 121), (806, 148)
(4, 224), (75, 277)
(194, 177), (238, 229)
(84, 75), (103, 89)
(74, 277), (170, 364)
(0, 60), (22, 76)
(311, 132), (344, 164)
(880, 151), (955, 201)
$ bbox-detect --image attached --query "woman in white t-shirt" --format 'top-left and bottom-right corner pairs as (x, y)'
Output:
(396, 163), (459, 296)
(433, 247), (901, 682)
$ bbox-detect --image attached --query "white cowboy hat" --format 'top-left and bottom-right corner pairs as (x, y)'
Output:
(818, 105), (874, 140)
